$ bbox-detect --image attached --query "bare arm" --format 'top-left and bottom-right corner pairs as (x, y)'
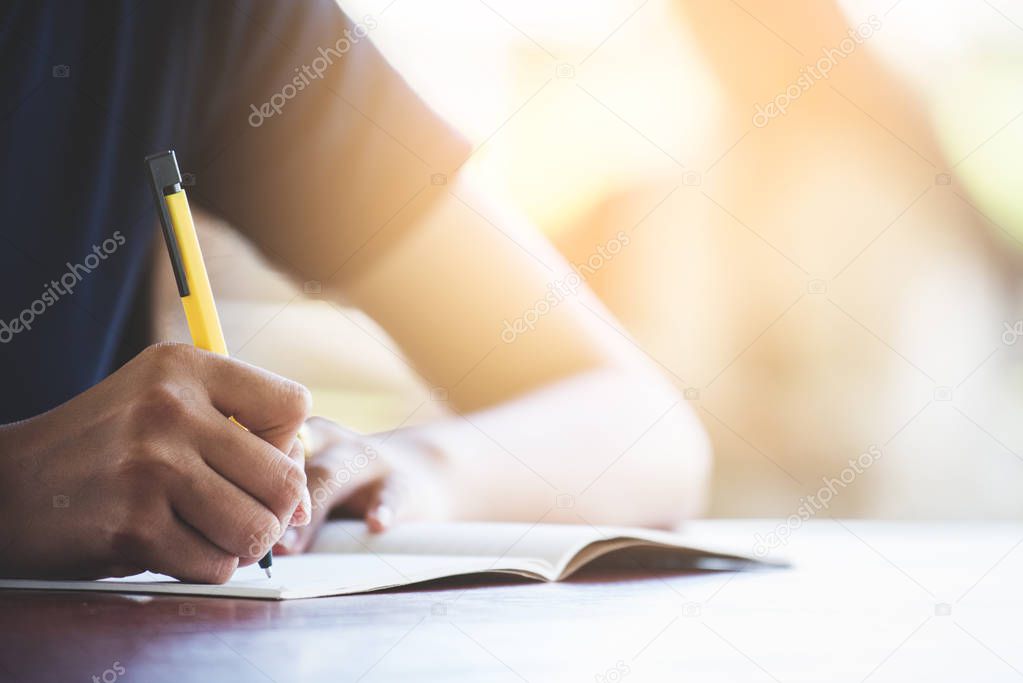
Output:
(330, 173), (709, 528)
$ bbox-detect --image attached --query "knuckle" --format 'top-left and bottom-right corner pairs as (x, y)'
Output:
(123, 442), (183, 484)
(134, 380), (193, 425)
(140, 342), (195, 375)
(278, 379), (312, 423)
(264, 456), (306, 518)
(280, 458), (307, 502)
(107, 517), (159, 564)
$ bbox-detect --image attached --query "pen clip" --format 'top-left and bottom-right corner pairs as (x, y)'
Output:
(145, 150), (190, 297)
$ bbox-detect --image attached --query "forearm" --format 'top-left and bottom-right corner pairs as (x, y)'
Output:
(336, 173), (710, 528)
(394, 366), (710, 529)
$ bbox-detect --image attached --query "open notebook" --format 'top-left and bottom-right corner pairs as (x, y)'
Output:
(0, 521), (774, 600)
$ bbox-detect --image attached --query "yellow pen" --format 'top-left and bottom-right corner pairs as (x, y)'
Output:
(145, 150), (274, 578)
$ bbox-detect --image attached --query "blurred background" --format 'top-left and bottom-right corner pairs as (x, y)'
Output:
(154, 0), (1023, 519)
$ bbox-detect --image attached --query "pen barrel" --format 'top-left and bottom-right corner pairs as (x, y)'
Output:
(164, 191), (229, 356)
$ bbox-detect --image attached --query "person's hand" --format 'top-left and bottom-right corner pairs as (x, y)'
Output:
(273, 417), (451, 554)
(0, 343), (312, 583)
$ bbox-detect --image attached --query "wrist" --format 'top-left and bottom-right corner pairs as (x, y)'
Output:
(386, 425), (446, 467)
(0, 417), (41, 495)
(0, 418), (43, 574)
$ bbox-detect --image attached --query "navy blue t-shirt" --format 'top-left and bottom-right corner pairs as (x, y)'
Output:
(0, 1), (468, 423)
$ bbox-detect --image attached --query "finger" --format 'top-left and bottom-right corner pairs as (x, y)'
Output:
(275, 438), (391, 553)
(106, 564), (146, 578)
(195, 409), (306, 527)
(287, 439), (312, 528)
(304, 437), (389, 508)
(365, 479), (403, 533)
(275, 464), (371, 555)
(168, 460), (284, 560)
(193, 349), (312, 453)
(275, 493), (331, 555)
(145, 515), (240, 584)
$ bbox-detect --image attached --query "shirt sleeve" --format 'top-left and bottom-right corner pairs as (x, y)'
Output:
(189, 0), (471, 286)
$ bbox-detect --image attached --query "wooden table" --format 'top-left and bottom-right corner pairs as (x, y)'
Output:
(3, 520), (1022, 682)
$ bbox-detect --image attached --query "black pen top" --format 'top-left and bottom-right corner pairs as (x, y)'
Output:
(145, 150), (189, 297)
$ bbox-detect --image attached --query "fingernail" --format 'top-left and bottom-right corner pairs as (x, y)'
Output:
(290, 502), (309, 526)
(290, 484), (312, 527)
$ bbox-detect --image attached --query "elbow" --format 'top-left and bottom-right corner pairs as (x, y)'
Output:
(560, 367), (714, 529)
(589, 394), (712, 530)
(677, 415), (712, 522)
(652, 404), (712, 528)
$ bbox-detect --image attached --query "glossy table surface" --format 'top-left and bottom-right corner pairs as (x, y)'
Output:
(2, 520), (1022, 682)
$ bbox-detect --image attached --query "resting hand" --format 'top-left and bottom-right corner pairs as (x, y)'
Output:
(274, 416), (451, 554)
